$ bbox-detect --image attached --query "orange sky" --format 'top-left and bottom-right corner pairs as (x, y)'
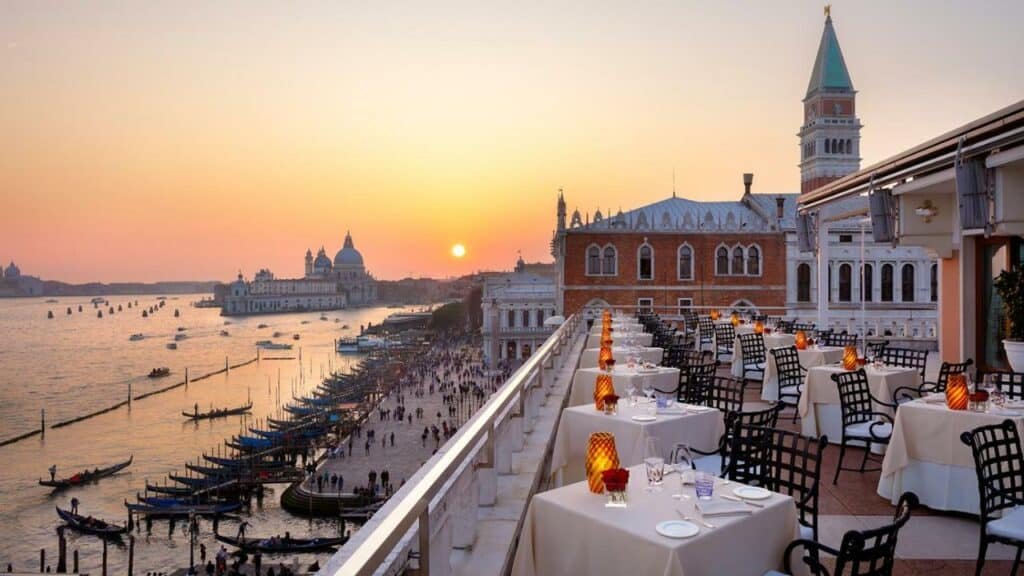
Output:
(2, 1), (1023, 283)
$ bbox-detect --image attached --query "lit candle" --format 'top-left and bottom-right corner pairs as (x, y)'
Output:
(585, 432), (620, 493)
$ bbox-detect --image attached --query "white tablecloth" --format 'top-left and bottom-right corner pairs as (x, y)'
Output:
(798, 365), (919, 443)
(580, 346), (664, 369)
(571, 366), (680, 407)
(551, 402), (724, 485)
(590, 321), (644, 335)
(878, 399), (1024, 514)
(586, 332), (654, 348)
(513, 465), (799, 576)
(761, 346), (845, 402)
(729, 333), (796, 378)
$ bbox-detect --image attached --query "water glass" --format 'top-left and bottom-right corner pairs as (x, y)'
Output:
(694, 471), (714, 500)
(644, 437), (664, 490)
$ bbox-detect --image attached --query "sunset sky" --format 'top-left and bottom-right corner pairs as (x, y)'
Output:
(2, 1), (1022, 283)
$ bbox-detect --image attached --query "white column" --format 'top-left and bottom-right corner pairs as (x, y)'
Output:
(816, 217), (830, 329)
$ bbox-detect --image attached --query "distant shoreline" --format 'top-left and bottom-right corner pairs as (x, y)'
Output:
(0, 279), (218, 298)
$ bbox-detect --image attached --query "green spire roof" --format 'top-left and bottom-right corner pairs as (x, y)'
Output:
(805, 15), (853, 98)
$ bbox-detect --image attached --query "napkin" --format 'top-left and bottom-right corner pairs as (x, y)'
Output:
(921, 393), (945, 404)
(695, 500), (752, 518)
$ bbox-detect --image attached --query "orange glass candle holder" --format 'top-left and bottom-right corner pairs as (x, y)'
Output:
(946, 373), (968, 411)
(585, 432), (620, 494)
(795, 330), (808, 350)
(710, 310), (720, 321)
(754, 320), (764, 335)
(598, 346), (613, 370)
(601, 338), (614, 348)
(730, 312), (740, 327)
(594, 374), (616, 410)
(843, 346), (858, 371)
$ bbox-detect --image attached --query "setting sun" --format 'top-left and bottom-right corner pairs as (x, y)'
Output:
(451, 244), (467, 258)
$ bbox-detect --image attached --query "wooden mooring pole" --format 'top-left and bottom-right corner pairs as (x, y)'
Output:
(127, 535), (134, 576)
(56, 527), (67, 573)
(101, 537), (108, 576)
(41, 409), (45, 437)
(72, 550), (78, 573)
(39, 548), (44, 573)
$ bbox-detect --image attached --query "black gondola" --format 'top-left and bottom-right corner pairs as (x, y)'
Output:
(56, 507), (127, 537)
(148, 367), (171, 378)
(215, 533), (347, 554)
(183, 402), (253, 420)
(39, 455), (133, 489)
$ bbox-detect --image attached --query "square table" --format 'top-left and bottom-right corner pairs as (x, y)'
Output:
(878, 399), (1024, 514)
(798, 364), (919, 443)
(513, 465), (799, 576)
(570, 366), (680, 407)
(580, 346), (664, 369)
(761, 346), (845, 402)
(590, 321), (644, 335)
(551, 401), (724, 486)
(730, 333), (797, 378)
(586, 332), (654, 348)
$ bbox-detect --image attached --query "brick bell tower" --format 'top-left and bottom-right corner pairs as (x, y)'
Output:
(799, 7), (862, 194)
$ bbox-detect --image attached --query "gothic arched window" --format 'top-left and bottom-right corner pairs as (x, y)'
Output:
(732, 246), (744, 275)
(825, 140), (831, 154)
(677, 244), (693, 280)
(586, 245), (601, 276)
(602, 245), (617, 276)
(902, 263), (916, 302)
(797, 263), (811, 302)
(637, 243), (653, 280)
(716, 246), (729, 275)
(846, 139), (852, 155)
(881, 263), (894, 302)
(838, 263), (852, 302)
(746, 245), (761, 276)
(930, 263), (938, 302)
(862, 263), (873, 302)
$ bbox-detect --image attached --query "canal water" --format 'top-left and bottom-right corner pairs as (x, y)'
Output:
(0, 296), (400, 573)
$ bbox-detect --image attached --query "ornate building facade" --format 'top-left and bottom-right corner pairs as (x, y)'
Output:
(222, 231), (377, 316)
(481, 257), (557, 365)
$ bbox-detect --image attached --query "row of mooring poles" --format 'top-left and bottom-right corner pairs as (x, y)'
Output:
(45, 528), (129, 575)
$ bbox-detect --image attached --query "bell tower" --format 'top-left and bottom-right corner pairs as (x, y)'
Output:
(799, 7), (862, 194)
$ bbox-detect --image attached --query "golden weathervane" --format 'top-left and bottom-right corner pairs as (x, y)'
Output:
(824, 4), (831, 18)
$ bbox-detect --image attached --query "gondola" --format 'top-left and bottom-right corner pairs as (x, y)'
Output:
(56, 507), (127, 536)
(39, 455), (133, 489)
(148, 367), (171, 378)
(183, 402), (252, 420)
(124, 499), (240, 517)
(214, 533), (347, 554)
(145, 482), (197, 496)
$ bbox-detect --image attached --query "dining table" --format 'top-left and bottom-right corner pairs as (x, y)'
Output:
(513, 464), (800, 576)
(570, 366), (680, 408)
(878, 397), (1024, 514)
(580, 346), (664, 370)
(760, 345), (845, 402)
(586, 332), (654, 348)
(798, 364), (920, 443)
(589, 321), (644, 335)
(729, 333), (797, 379)
(551, 400), (724, 486)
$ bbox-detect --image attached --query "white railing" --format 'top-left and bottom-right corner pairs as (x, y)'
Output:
(320, 313), (583, 576)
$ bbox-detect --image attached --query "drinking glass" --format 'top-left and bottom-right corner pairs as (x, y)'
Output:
(643, 437), (664, 491)
(694, 470), (714, 500)
(669, 444), (693, 499)
(625, 381), (638, 406)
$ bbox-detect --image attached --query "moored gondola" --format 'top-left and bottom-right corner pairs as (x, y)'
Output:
(56, 507), (127, 537)
(183, 402), (252, 420)
(39, 455), (133, 489)
(214, 533), (347, 554)
(125, 499), (240, 517)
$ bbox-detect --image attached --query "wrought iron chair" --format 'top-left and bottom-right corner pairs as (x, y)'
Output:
(831, 369), (897, 485)
(778, 492), (918, 576)
(792, 322), (817, 335)
(960, 419), (1024, 576)
(764, 428), (828, 543)
(776, 319), (795, 334)
(697, 316), (716, 352)
(865, 340), (889, 359)
(737, 332), (767, 385)
(661, 343), (687, 369)
(876, 347), (928, 380)
(992, 371), (1024, 400)
(692, 399), (780, 480)
(713, 323), (736, 363)
(770, 346), (807, 421)
(892, 359), (973, 404)
(821, 332), (859, 348)
(675, 360), (719, 404)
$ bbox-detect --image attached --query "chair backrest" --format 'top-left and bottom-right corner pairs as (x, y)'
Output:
(713, 324), (735, 349)
(679, 361), (719, 404)
(763, 427), (827, 537)
(992, 371), (1024, 400)
(960, 419), (1024, 523)
(776, 319), (794, 334)
(704, 376), (746, 416)
(661, 343), (686, 369)
(721, 406), (782, 484)
(831, 492), (918, 576)
(770, 346), (804, 389)
(832, 369), (875, 428)
(823, 332), (859, 348)
(878, 347), (928, 379)
(865, 340), (889, 359)
(738, 333), (766, 364)
(680, 349), (713, 366)
(682, 312), (699, 333)
(697, 317), (715, 341)
(792, 322), (816, 334)
(933, 359), (974, 392)
(750, 313), (767, 323)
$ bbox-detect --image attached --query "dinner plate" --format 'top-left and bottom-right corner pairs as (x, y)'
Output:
(1004, 401), (1024, 410)
(631, 415), (657, 422)
(655, 520), (699, 539)
(733, 486), (772, 500)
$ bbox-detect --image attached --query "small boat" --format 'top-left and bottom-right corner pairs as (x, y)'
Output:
(166, 342), (178, 350)
(90, 297), (106, 305)
(129, 333), (145, 341)
(273, 331), (284, 338)
(320, 314), (328, 321)
(300, 320), (311, 325)
(293, 334), (300, 340)
(220, 330), (230, 337)
(183, 402), (252, 420)
(215, 533), (347, 554)
(144, 483), (197, 496)
(174, 333), (189, 341)
(56, 507), (127, 537)
(177, 326), (187, 332)
(257, 323), (269, 329)
(125, 500), (240, 517)
(39, 455), (133, 489)
(256, 340), (293, 350)
(149, 367), (171, 378)
(46, 299), (59, 303)
(341, 324), (350, 330)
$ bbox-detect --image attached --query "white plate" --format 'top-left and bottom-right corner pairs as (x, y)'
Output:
(631, 415), (657, 422)
(733, 486), (772, 500)
(1004, 401), (1024, 410)
(655, 520), (699, 539)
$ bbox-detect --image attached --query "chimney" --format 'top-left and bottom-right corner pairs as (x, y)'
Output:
(743, 173), (753, 196)
(776, 197), (786, 220)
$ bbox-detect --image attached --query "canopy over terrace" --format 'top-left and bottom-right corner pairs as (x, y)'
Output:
(796, 99), (1024, 369)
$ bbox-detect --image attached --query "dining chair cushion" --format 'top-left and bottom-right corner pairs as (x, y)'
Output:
(780, 385), (802, 396)
(844, 421), (893, 439)
(987, 506), (1024, 540)
(693, 454), (722, 474)
(798, 522), (814, 541)
(744, 361), (767, 370)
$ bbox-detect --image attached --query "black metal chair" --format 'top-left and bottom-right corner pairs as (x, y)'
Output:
(876, 347), (928, 380)
(821, 332), (859, 348)
(702, 375), (746, 415)
(770, 346), (807, 421)
(960, 420), (1024, 576)
(792, 322), (817, 335)
(661, 343), (687, 369)
(697, 316), (715, 352)
(764, 428), (828, 544)
(777, 319), (795, 334)
(679, 349), (713, 367)
(992, 371), (1024, 400)
(674, 360), (718, 404)
(693, 401), (780, 480)
(892, 359), (973, 404)
(779, 492), (918, 576)
(713, 323), (736, 363)
(831, 369), (897, 485)
(737, 332), (767, 385)
(865, 340), (889, 359)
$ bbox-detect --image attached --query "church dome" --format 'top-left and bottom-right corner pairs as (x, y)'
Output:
(313, 248), (333, 272)
(334, 232), (364, 267)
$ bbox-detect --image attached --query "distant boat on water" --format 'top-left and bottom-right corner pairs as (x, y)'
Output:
(129, 333), (145, 341)
(256, 340), (292, 350)
(166, 342), (178, 350)
(148, 367), (171, 378)
(337, 335), (388, 354)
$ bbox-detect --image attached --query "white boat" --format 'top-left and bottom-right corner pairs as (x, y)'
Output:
(337, 335), (388, 354)
(129, 333), (145, 341)
(256, 340), (293, 350)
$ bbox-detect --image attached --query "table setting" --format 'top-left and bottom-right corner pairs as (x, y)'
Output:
(570, 364), (680, 407)
(761, 344), (845, 402)
(586, 331), (653, 348)
(580, 345), (664, 369)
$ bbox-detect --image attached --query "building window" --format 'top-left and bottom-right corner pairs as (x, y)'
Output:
(677, 244), (693, 280)
(797, 263), (811, 302)
(746, 245), (761, 276)
(838, 263), (852, 302)
(586, 245), (600, 276)
(602, 245), (617, 276)
(638, 244), (653, 280)
(507, 310), (516, 328)
(678, 298), (693, 315)
(930, 263), (938, 302)
(716, 246), (729, 275)
(839, 234), (853, 243)
(732, 246), (744, 275)
(522, 309), (531, 328)
(637, 298), (653, 314)
(881, 263), (894, 302)
(535, 309), (544, 327)
(828, 265), (833, 302)
(862, 263), (873, 302)
(901, 263), (915, 303)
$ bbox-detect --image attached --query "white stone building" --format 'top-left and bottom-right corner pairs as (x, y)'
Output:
(481, 258), (557, 365)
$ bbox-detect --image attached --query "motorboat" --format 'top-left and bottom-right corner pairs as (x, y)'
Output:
(129, 333), (145, 341)
(167, 342), (178, 350)
(256, 340), (293, 350)
(148, 367), (171, 378)
(174, 333), (189, 341)
(337, 335), (388, 354)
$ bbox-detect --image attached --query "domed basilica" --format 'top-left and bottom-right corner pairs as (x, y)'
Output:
(303, 231), (377, 305)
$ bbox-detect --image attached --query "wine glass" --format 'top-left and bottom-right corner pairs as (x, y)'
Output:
(669, 443), (693, 499)
(643, 437), (665, 491)
(625, 380), (638, 406)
